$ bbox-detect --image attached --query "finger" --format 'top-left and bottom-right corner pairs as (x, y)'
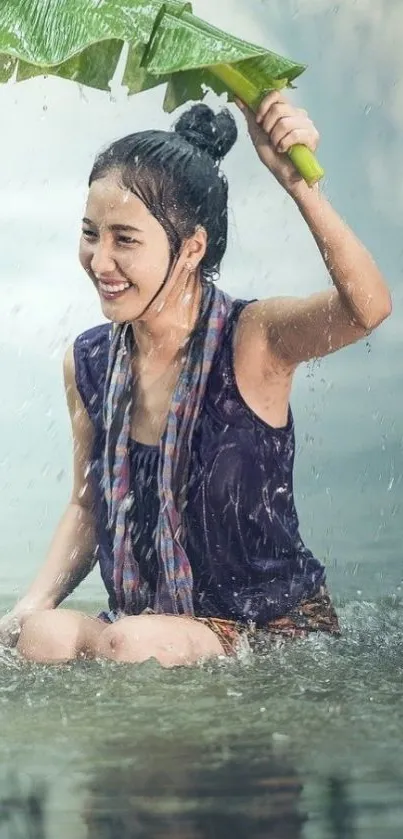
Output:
(269, 115), (316, 148)
(269, 115), (309, 147)
(255, 90), (285, 124)
(274, 126), (320, 154)
(261, 104), (297, 139)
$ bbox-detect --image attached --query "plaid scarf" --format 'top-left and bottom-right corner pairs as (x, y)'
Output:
(103, 281), (233, 616)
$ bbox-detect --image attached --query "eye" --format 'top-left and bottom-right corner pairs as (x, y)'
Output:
(117, 235), (139, 245)
(82, 228), (97, 240)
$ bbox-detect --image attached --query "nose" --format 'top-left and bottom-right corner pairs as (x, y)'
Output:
(90, 240), (116, 276)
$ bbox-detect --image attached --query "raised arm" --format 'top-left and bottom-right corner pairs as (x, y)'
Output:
(237, 93), (392, 367)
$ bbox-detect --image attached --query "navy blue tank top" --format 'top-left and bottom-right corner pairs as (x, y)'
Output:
(74, 300), (325, 625)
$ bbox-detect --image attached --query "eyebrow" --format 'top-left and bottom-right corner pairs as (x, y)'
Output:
(82, 217), (143, 233)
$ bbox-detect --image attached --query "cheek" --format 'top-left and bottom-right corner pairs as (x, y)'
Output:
(78, 238), (91, 270)
(124, 243), (171, 282)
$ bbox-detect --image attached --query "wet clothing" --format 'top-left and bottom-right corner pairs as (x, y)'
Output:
(101, 281), (233, 616)
(194, 586), (340, 654)
(74, 299), (327, 627)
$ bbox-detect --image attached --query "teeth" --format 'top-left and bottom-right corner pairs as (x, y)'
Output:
(99, 281), (130, 294)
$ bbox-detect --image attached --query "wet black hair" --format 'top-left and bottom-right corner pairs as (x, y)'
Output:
(88, 103), (238, 281)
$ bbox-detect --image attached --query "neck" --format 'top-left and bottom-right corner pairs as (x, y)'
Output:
(131, 272), (203, 365)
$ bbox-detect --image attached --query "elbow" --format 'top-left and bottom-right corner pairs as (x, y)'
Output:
(377, 289), (393, 325)
(358, 291), (392, 332)
(384, 291), (393, 320)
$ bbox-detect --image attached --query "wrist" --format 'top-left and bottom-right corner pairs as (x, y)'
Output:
(16, 593), (55, 614)
(289, 181), (323, 210)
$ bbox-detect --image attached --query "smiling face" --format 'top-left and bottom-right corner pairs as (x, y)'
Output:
(79, 170), (183, 323)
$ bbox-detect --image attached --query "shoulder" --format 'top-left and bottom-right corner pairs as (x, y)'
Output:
(234, 299), (293, 372)
(235, 299), (269, 335)
(73, 323), (112, 360)
(73, 323), (111, 373)
(229, 299), (266, 363)
(71, 323), (111, 425)
(222, 297), (252, 339)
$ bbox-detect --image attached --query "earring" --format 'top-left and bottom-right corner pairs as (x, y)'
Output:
(184, 261), (194, 273)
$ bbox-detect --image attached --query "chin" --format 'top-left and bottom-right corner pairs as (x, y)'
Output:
(99, 300), (132, 323)
(98, 295), (145, 324)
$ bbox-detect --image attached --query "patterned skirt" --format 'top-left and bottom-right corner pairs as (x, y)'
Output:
(196, 587), (340, 656)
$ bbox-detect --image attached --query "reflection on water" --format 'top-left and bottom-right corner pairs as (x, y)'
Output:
(326, 777), (356, 839)
(83, 749), (306, 839)
(1, 749), (360, 839)
(0, 781), (47, 839)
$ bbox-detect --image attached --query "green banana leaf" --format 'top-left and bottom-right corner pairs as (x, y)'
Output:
(0, 1), (323, 184)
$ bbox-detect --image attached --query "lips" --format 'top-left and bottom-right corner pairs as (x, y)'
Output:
(98, 279), (131, 300)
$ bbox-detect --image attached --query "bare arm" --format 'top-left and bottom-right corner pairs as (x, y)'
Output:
(2, 346), (97, 633)
(237, 92), (392, 367)
(257, 188), (392, 366)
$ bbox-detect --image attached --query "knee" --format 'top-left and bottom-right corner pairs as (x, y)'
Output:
(17, 610), (80, 663)
(96, 620), (144, 664)
(96, 617), (181, 666)
(95, 616), (220, 667)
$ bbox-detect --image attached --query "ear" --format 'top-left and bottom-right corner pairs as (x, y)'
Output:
(183, 226), (208, 268)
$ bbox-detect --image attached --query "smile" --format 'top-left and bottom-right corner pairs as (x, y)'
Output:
(98, 280), (131, 300)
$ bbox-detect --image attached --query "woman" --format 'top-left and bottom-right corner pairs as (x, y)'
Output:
(0, 94), (391, 666)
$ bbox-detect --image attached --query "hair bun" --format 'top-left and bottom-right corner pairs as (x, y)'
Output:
(174, 103), (237, 163)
